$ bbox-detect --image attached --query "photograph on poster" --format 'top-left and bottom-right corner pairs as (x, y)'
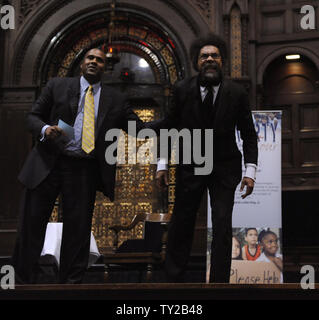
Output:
(207, 228), (283, 284)
(230, 228), (283, 284)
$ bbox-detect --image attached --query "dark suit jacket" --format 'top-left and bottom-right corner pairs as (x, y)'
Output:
(153, 76), (258, 188)
(18, 77), (145, 201)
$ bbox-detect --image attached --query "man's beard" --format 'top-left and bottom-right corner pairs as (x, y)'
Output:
(198, 62), (223, 87)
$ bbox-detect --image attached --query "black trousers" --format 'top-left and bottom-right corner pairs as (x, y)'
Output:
(11, 155), (98, 284)
(164, 167), (237, 283)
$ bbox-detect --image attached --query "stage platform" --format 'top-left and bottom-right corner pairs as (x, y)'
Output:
(1, 283), (318, 300)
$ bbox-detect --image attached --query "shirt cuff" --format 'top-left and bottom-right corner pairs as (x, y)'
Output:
(244, 163), (257, 181)
(40, 125), (50, 142)
(157, 158), (168, 172)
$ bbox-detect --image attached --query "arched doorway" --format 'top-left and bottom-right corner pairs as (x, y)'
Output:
(262, 54), (319, 191)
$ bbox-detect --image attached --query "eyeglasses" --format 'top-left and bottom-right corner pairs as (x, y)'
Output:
(199, 53), (222, 61)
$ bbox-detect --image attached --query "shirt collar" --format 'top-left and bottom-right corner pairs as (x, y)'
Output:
(80, 76), (101, 94)
(200, 83), (221, 94)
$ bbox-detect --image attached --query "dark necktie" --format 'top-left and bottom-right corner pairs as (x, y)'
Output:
(202, 86), (215, 114)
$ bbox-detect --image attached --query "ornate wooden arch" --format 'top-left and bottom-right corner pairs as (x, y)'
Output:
(37, 10), (185, 87)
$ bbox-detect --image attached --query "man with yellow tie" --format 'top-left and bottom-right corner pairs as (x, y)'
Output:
(12, 48), (147, 284)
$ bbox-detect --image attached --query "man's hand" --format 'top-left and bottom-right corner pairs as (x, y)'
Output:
(240, 177), (255, 199)
(156, 170), (169, 190)
(44, 126), (64, 140)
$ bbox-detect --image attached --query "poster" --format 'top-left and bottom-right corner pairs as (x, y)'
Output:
(207, 111), (283, 283)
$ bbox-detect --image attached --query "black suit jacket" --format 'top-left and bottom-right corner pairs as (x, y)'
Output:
(153, 76), (258, 188)
(18, 77), (145, 201)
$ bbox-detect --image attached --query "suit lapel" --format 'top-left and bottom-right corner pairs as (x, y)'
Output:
(188, 77), (205, 128)
(67, 77), (81, 125)
(96, 84), (114, 137)
(212, 80), (231, 128)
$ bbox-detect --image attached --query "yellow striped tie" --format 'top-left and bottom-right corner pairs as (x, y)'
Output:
(82, 85), (95, 154)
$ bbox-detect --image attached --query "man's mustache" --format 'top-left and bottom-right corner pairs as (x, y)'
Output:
(203, 62), (219, 71)
(199, 61), (223, 86)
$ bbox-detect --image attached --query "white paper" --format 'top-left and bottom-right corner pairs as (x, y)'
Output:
(58, 119), (75, 140)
